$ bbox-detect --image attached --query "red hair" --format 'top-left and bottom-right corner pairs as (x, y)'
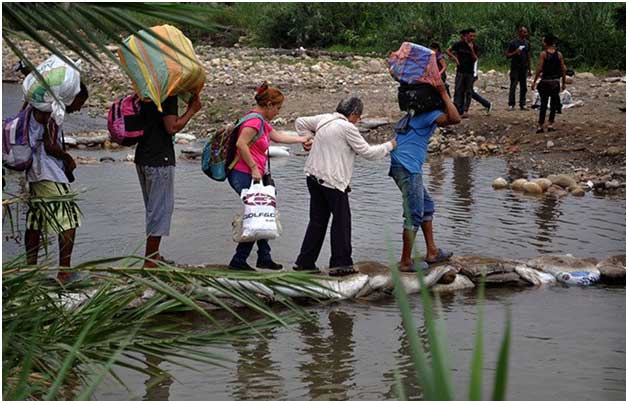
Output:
(254, 81), (284, 106)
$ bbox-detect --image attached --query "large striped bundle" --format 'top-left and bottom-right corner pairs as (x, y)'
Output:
(118, 24), (205, 111)
(388, 42), (443, 87)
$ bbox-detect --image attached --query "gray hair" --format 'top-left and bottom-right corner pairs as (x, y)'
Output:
(336, 96), (363, 117)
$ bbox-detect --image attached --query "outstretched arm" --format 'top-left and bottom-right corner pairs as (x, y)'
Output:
(269, 129), (310, 144)
(344, 124), (396, 160)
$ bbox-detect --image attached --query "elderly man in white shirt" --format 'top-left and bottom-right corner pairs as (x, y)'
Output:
(292, 97), (396, 276)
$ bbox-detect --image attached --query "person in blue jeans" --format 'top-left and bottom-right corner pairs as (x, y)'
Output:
(227, 82), (311, 271)
(390, 83), (461, 272)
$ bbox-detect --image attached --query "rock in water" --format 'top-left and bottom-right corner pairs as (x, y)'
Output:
(432, 274), (475, 293)
(492, 177), (508, 189)
(511, 178), (528, 191)
(547, 184), (568, 197)
(533, 178), (552, 191)
(547, 174), (577, 189)
(484, 272), (528, 286)
(596, 255), (626, 284)
(570, 186), (585, 196)
(523, 182), (543, 194)
(451, 256), (519, 280)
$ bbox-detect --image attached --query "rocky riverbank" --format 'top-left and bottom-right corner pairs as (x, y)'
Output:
(3, 39), (625, 192)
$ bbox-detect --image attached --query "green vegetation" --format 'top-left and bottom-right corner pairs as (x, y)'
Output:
(2, 256), (327, 400)
(179, 3), (625, 71)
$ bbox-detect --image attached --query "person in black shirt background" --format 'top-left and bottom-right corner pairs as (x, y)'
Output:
(531, 34), (567, 133)
(447, 28), (479, 117)
(135, 94), (202, 267)
(506, 26), (532, 110)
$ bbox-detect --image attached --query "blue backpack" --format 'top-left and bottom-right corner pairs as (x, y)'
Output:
(201, 113), (265, 181)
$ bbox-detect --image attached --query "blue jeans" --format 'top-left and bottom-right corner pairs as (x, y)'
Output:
(389, 165), (435, 232)
(228, 169), (272, 265)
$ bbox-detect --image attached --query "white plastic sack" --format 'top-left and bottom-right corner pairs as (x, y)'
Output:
(532, 90), (541, 108)
(22, 55), (81, 125)
(232, 209), (282, 243)
(238, 182), (280, 242)
(560, 90), (574, 108)
(532, 90), (573, 110)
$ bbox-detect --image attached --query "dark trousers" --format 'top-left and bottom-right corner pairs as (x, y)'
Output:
(295, 176), (353, 269)
(453, 72), (475, 114)
(538, 80), (561, 126)
(509, 68), (528, 107)
(464, 77), (491, 111)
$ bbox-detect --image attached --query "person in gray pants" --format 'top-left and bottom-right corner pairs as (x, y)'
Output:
(135, 94), (201, 267)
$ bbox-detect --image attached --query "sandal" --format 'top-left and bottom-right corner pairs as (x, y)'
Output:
(398, 259), (429, 272)
(156, 255), (176, 265)
(327, 266), (359, 277)
(424, 249), (454, 265)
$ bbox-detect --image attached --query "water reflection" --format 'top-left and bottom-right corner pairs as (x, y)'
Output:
(427, 157), (446, 194)
(534, 195), (561, 251)
(230, 328), (283, 400)
(143, 355), (173, 401)
(453, 157), (474, 206)
(298, 310), (356, 400)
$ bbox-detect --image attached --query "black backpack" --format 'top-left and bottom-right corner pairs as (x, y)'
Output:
(397, 83), (444, 114)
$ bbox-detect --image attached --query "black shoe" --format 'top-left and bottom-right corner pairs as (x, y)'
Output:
(327, 266), (359, 277)
(257, 260), (283, 270)
(228, 261), (256, 271)
(520, 106), (528, 111)
(293, 265), (320, 273)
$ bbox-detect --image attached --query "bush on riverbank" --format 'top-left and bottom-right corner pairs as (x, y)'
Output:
(158, 3), (625, 71)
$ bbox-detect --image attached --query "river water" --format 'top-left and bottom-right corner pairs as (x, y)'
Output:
(2, 83), (625, 400)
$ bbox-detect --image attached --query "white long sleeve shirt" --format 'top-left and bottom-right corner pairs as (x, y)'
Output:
(295, 112), (393, 192)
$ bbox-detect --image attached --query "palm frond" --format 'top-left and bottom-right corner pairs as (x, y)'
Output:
(2, 3), (221, 106)
(2, 255), (323, 400)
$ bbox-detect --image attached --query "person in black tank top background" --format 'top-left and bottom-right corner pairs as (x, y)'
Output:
(531, 34), (567, 133)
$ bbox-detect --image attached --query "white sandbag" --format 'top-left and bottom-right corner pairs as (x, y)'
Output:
(175, 132), (197, 142)
(267, 145), (290, 158)
(22, 55), (81, 125)
(239, 181), (279, 242)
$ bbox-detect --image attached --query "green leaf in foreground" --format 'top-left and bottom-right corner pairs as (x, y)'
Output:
(492, 309), (511, 401)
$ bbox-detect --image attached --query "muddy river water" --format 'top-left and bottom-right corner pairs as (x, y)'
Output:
(2, 83), (625, 399)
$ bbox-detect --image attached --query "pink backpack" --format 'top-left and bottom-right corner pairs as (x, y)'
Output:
(107, 94), (144, 145)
